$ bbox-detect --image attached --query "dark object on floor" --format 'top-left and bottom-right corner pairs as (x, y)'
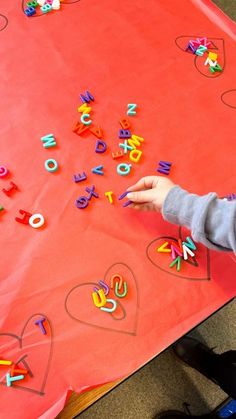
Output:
(173, 337), (236, 399)
(155, 410), (219, 419)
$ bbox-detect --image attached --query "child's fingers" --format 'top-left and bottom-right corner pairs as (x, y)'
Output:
(127, 189), (155, 203)
(126, 176), (157, 192)
(128, 202), (154, 211)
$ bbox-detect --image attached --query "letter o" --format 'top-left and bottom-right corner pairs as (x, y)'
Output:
(29, 213), (45, 229)
(45, 159), (58, 173)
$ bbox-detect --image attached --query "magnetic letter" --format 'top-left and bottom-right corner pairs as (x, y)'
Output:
(80, 91), (94, 104)
(74, 172), (87, 183)
(2, 182), (18, 197)
(72, 121), (89, 135)
(41, 134), (56, 149)
(15, 209), (32, 225)
(95, 140), (107, 153)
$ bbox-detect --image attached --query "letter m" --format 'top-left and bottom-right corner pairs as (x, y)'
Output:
(80, 91), (94, 104)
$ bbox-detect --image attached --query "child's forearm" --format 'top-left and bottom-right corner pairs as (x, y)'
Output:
(162, 186), (236, 252)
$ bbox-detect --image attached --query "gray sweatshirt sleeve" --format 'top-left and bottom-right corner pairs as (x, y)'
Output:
(162, 186), (236, 253)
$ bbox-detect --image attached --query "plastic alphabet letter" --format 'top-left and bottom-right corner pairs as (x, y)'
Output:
(41, 3), (52, 13)
(129, 149), (142, 163)
(75, 196), (89, 209)
(169, 256), (181, 272)
(72, 121), (89, 135)
(52, 0), (60, 10)
(157, 242), (171, 253)
(80, 114), (92, 126)
(115, 281), (128, 298)
(204, 58), (217, 67)
(208, 52), (218, 61)
(100, 299), (117, 313)
(182, 236), (197, 251)
(182, 245), (195, 260)
(41, 134), (56, 149)
(86, 185), (99, 200)
(10, 365), (28, 377)
(157, 161), (172, 175)
(0, 166), (8, 177)
(35, 318), (47, 334)
(119, 118), (131, 129)
(74, 172), (87, 183)
(110, 274), (123, 289)
(0, 360), (12, 366)
(117, 163), (132, 176)
(2, 182), (18, 197)
(210, 63), (222, 73)
(95, 140), (107, 153)
(78, 104), (92, 114)
(6, 374), (24, 387)
(80, 91), (94, 104)
(112, 150), (124, 159)
(93, 280), (110, 296)
(15, 209), (32, 225)
(119, 140), (133, 154)
(89, 126), (103, 139)
(27, 1), (38, 6)
(186, 43), (196, 54)
(171, 244), (183, 259)
(105, 191), (113, 204)
(29, 214), (45, 229)
(127, 104), (137, 116)
(128, 134), (144, 149)
(45, 159), (58, 173)
(119, 129), (131, 139)
(92, 165), (104, 176)
(92, 289), (106, 307)
(25, 6), (36, 16)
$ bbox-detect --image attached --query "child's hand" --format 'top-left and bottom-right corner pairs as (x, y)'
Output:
(126, 176), (175, 211)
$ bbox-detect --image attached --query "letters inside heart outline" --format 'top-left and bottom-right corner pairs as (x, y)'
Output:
(175, 35), (225, 78)
(0, 313), (53, 396)
(146, 227), (211, 281)
(21, 0), (81, 17)
(65, 262), (139, 335)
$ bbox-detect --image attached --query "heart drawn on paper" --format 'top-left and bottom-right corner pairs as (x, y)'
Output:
(21, 0), (81, 17)
(175, 35), (225, 78)
(65, 263), (139, 335)
(146, 227), (211, 281)
(0, 14), (8, 31)
(0, 314), (53, 395)
(221, 89), (236, 109)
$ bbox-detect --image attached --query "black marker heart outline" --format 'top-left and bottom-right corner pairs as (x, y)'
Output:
(65, 262), (139, 335)
(146, 227), (211, 281)
(175, 35), (225, 78)
(221, 89), (236, 109)
(21, 0), (81, 18)
(0, 313), (53, 395)
(0, 14), (8, 31)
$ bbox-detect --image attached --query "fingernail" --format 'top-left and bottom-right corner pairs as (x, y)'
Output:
(126, 192), (133, 199)
(118, 191), (129, 200)
(123, 200), (132, 207)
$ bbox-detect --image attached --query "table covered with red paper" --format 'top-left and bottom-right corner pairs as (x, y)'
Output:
(0, 1), (235, 417)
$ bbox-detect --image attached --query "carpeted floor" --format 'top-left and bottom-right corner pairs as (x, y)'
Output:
(76, 2), (236, 418)
(77, 300), (235, 419)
